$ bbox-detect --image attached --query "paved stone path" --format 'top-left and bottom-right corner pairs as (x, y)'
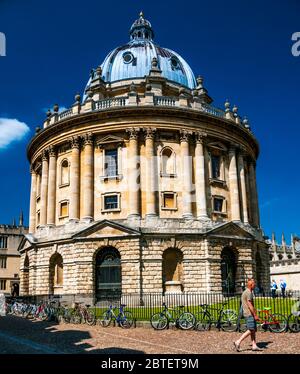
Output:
(0, 315), (299, 354)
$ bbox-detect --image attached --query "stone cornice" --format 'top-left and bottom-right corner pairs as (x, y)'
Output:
(27, 106), (260, 163)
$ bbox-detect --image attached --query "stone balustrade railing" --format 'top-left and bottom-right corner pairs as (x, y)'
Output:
(44, 94), (245, 130)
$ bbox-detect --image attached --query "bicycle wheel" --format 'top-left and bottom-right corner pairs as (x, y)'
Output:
(178, 312), (196, 330)
(99, 311), (112, 327)
(220, 309), (238, 332)
(119, 311), (134, 329)
(269, 313), (287, 333)
(85, 309), (96, 326)
(288, 314), (300, 333)
(195, 312), (211, 331)
(70, 310), (82, 324)
(150, 312), (168, 330)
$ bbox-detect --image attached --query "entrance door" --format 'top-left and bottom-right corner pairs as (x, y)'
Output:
(95, 247), (121, 301)
(221, 247), (236, 295)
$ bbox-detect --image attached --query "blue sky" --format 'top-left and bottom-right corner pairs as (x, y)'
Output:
(0, 0), (299, 243)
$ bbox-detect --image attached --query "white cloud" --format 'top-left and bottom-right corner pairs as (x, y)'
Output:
(0, 118), (30, 149)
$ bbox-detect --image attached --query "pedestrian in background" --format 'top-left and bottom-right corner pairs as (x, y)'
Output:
(280, 279), (287, 298)
(271, 280), (277, 298)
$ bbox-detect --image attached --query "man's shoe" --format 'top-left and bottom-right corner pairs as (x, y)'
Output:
(233, 342), (241, 352)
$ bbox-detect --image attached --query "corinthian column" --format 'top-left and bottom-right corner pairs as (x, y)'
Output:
(47, 146), (57, 225)
(195, 132), (208, 220)
(69, 136), (80, 221)
(29, 166), (37, 233)
(40, 150), (49, 226)
(82, 133), (94, 221)
(126, 128), (140, 218)
(145, 128), (157, 217)
(238, 152), (249, 224)
(180, 130), (193, 219)
(228, 145), (241, 221)
(249, 160), (260, 227)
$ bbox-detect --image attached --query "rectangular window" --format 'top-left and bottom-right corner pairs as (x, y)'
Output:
(60, 202), (69, 217)
(105, 149), (118, 177)
(37, 211), (40, 226)
(211, 155), (221, 179)
(0, 280), (6, 290)
(161, 192), (177, 210)
(104, 195), (119, 210)
(213, 198), (224, 212)
(0, 236), (8, 248)
(0, 256), (7, 269)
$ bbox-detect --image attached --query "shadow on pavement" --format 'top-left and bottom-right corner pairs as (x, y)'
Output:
(0, 315), (144, 354)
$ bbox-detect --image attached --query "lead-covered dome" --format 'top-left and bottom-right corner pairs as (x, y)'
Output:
(86, 12), (196, 91)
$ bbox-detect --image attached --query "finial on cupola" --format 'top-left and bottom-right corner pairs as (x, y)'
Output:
(140, 11), (144, 18)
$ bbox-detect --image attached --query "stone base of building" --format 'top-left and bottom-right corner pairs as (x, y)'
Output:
(18, 219), (270, 299)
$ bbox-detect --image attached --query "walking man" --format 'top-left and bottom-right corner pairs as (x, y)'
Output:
(234, 278), (261, 352)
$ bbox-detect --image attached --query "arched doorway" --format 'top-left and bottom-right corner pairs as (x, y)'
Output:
(162, 248), (183, 293)
(221, 247), (237, 295)
(95, 247), (121, 301)
(49, 253), (63, 294)
(22, 255), (29, 295)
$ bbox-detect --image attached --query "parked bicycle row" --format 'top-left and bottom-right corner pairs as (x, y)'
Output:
(4, 299), (300, 332)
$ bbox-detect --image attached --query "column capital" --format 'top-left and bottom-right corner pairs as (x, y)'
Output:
(144, 127), (156, 140)
(71, 136), (80, 149)
(48, 145), (56, 158)
(180, 129), (192, 142)
(83, 132), (94, 146)
(30, 165), (36, 174)
(41, 149), (48, 161)
(195, 131), (207, 144)
(126, 127), (140, 140)
(229, 143), (239, 154)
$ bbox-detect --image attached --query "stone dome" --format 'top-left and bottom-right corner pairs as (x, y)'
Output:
(85, 12), (196, 92)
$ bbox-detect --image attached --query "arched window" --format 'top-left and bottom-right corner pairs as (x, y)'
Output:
(161, 147), (176, 176)
(95, 247), (121, 300)
(22, 255), (29, 295)
(49, 253), (63, 294)
(61, 159), (69, 186)
(162, 248), (183, 292)
(221, 247), (237, 295)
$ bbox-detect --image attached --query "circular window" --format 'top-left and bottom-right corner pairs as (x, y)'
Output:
(170, 56), (179, 69)
(123, 52), (134, 64)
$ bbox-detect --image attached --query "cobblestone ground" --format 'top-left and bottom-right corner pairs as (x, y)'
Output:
(0, 316), (299, 354)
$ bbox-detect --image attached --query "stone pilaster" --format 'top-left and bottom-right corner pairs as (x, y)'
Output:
(47, 146), (57, 225)
(238, 152), (249, 224)
(29, 166), (37, 233)
(180, 130), (193, 219)
(249, 160), (260, 227)
(144, 128), (157, 217)
(195, 132), (208, 220)
(126, 128), (140, 218)
(69, 136), (80, 221)
(82, 133), (94, 221)
(40, 150), (49, 226)
(228, 145), (241, 221)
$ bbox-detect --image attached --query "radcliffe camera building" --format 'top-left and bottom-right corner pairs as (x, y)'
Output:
(19, 13), (270, 299)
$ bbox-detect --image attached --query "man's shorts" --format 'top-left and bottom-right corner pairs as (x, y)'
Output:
(246, 316), (257, 331)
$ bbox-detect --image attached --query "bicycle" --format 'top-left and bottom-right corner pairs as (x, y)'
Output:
(70, 302), (96, 325)
(255, 307), (287, 333)
(150, 302), (196, 330)
(287, 298), (300, 333)
(195, 299), (238, 332)
(99, 304), (133, 328)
